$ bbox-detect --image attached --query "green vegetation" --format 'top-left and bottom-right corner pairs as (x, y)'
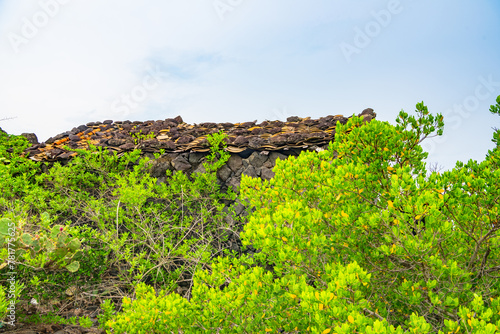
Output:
(0, 97), (499, 333)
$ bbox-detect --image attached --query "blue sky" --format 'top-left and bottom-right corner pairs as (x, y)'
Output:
(0, 0), (499, 171)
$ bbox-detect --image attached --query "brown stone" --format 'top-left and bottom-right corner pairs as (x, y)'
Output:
(21, 109), (376, 163)
(270, 135), (287, 145)
(149, 155), (173, 178)
(108, 139), (126, 146)
(233, 136), (248, 146)
(248, 136), (265, 149)
(261, 167), (275, 180)
(227, 155), (242, 172)
(176, 135), (195, 145)
(119, 143), (136, 151)
(287, 116), (301, 122)
(159, 140), (176, 150)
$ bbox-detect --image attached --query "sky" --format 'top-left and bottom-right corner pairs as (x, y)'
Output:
(0, 0), (499, 171)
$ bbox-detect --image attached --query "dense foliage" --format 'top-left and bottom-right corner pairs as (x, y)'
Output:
(105, 100), (500, 333)
(0, 96), (499, 333)
(0, 127), (242, 328)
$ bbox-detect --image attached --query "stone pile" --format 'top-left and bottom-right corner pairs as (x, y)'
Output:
(21, 108), (376, 189)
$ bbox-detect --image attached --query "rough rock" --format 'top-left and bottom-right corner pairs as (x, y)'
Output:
(227, 155), (243, 172)
(242, 165), (258, 178)
(263, 152), (288, 168)
(261, 167), (275, 180)
(189, 152), (206, 164)
(248, 151), (268, 168)
(21, 133), (39, 145)
(192, 163), (206, 175)
(172, 155), (192, 171)
(216, 164), (232, 182)
(149, 155), (173, 178)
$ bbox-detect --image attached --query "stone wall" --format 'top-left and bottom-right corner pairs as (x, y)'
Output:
(146, 145), (329, 192)
(19, 109), (376, 193)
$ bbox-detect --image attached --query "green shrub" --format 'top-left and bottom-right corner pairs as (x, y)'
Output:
(106, 101), (500, 333)
(1, 130), (241, 314)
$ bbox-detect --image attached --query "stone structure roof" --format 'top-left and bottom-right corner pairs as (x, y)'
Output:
(23, 108), (376, 162)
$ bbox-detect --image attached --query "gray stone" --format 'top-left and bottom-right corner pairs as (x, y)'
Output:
(172, 155), (192, 171)
(263, 160), (274, 169)
(266, 152), (288, 167)
(69, 134), (80, 141)
(77, 124), (88, 132)
(234, 202), (246, 216)
(227, 177), (240, 191)
(21, 133), (39, 145)
(224, 214), (235, 227)
(227, 155), (242, 172)
(248, 151), (268, 168)
(242, 165), (258, 178)
(192, 163), (206, 174)
(189, 152), (206, 164)
(242, 159), (249, 168)
(261, 167), (275, 180)
(217, 164), (232, 181)
(234, 167), (243, 178)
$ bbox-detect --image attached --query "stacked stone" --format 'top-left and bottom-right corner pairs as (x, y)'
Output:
(22, 109), (376, 163)
(20, 108), (376, 189)
(147, 147), (321, 190)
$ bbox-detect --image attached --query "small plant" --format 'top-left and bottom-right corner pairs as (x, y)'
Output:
(0, 281), (23, 326)
(130, 130), (156, 145)
(203, 130), (230, 172)
(78, 316), (93, 328)
(0, 215), (82, 272)
(97, 299), (115, 329)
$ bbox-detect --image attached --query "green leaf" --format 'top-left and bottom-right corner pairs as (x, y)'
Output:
(67, 238), (81, 252)
(0, 218), (11, 236)
(66, 261), (80, 273)
(20, 233), (33, 246)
